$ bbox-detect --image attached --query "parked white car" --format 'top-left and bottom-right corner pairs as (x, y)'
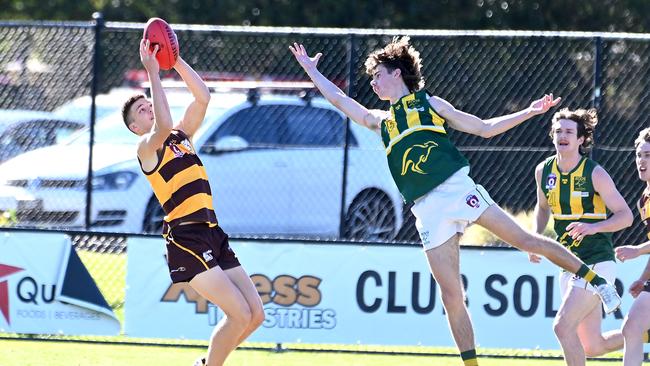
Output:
(0, 109), (86, 162)
(0, 91), (403, 241)
(51, 88), (139, 124)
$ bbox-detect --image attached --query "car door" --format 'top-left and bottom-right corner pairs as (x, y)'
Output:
(282, 105), (348, 236)
(199, 105), (292, 235)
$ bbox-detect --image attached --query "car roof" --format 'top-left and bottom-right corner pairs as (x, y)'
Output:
(0, 109), (86, 135)
(0, 109), (53, 124)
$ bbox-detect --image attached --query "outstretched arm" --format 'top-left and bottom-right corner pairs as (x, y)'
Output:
(138, 39), (173, 162)
(529, 162), (552, 263)
(430, 94), (561, 138)
(173, 57), (211, 138)
(289, 43), (383, 130)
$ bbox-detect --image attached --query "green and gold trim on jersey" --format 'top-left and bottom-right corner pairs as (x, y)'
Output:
(541, 156), (607, 221)
(540, 155), (613, 264)
(381, 90), (447, 155)
(380, 90), (469, 203)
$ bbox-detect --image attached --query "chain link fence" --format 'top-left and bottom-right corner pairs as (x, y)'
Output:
(0, 20), (648, 248)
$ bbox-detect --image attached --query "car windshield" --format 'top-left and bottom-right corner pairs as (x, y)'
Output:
(52, 103), (117, 123)
(64, 106), (226, 145)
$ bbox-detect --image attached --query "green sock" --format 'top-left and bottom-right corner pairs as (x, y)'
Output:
(460, 349), (478, 366)
(576, 264), (606, 286)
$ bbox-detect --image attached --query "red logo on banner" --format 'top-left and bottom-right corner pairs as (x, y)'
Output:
(0, 263), (24, 325)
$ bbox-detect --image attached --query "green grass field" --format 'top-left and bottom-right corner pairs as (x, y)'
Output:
(0, 339), (623, 366)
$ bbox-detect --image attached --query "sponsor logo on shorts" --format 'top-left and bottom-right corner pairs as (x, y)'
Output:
(202, 250), (213, 262)
(546, 173), (557, 190)
(170, 266), (186, 273)
(420, 230), (430, 245)
(465, 194), (480, 208)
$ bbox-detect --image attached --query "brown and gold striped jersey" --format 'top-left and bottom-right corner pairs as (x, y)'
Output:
(139, 129), (217, 230)
(638, 188), (650, 240)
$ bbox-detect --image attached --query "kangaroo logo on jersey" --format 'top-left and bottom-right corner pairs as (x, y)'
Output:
(546, 173), (557, 190)
(573, 176), (586, 191)
(401, 141), (438, 175)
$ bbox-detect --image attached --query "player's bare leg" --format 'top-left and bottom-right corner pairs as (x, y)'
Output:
(424, 234), (477, 355)
(623, 292), (650, 366)
(576, 298), (623, 357)
(190, 266), (253, 366)
(224, 266), (265, 344)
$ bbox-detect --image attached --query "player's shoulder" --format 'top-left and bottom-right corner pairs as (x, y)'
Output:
(536, 155), (555, 172)
(369, 109), (390, 119)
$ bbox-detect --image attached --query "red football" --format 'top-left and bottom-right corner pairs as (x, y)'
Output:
(143, 17), (179, 70)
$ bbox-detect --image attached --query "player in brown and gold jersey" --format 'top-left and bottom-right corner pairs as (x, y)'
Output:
(122, 39), (263, 366)
(616, 127), (650, 366)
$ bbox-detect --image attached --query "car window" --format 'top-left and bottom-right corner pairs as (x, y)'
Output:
(0, 119), (84, 160)
(207, 105), (286, 148)
(284, 106), (350, 147)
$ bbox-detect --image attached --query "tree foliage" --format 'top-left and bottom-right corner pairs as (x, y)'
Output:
(1, 0), (650, 32)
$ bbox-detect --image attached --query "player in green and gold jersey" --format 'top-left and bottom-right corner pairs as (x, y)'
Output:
(616, 127), (650, 366)
(290, 37), (621, 366)
(529, 108), (633, 366)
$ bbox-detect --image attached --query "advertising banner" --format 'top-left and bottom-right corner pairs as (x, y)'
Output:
(0, 231), (120, 335)
(125, 237), (645, 349)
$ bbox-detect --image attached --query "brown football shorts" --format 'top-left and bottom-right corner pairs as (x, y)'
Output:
(163, 223), (241, 283)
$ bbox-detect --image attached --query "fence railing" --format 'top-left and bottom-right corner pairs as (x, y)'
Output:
(0, 16), (648, 247)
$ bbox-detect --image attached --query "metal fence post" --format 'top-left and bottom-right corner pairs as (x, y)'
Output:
(591, 36), (603, 162)
(85, 12), (104, 230)
(338, 33), (357, 239)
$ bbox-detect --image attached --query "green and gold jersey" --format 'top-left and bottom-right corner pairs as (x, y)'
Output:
(380, 90), (469, 203)
(540, 155), (613, 264)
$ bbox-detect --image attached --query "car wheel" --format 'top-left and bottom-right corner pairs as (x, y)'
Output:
(344, 189), (396, 241)
(143, 197), (164, 234)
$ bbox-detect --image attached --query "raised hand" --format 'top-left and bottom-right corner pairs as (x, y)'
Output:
(529, 93), (561, 115)
(140, 38), (160, 74)
(289, 42), (322, 72)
